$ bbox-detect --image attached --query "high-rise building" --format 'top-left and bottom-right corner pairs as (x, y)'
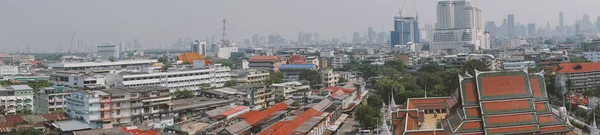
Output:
(134, 38), (141, 49)
(528, 23), (537, 37)
(97, 45), (119, 59)
(368, 27), (374, 43)
(436, 1), (455, 29)
(432, 0), (489, 51)
(507, 14), (515, 37)
(485, 21), (497, 37)
(191, 40), (206, 55)
(582, 14), (594, 30)
(559, 12), (564, 27)
(596, 17), (600, 31)
(390, 16), (420, 46)
(352, 32), (361, 43)
(424, 24), (434, 42)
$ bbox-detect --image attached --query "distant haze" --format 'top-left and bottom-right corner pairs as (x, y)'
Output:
(1, 0), (599, 51)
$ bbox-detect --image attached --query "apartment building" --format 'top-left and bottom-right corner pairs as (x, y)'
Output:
(35, 87), (72, 114)
(0, 85), (34, 115)
(502, 56), (535, 70)
(306, 56), (320, 68)
(330, 54), (350, 69)
(321, 69), (341, 87)
(66, 90), (108, 129)
(48, 59), (158, 73)
(237, 85), (274, 110)
(555, 62), (600, 93)
(100, 86), (171, 126)
(106, 64), (232, 93)
(233, 69), (270, 85)
(271, 81), (310, 102)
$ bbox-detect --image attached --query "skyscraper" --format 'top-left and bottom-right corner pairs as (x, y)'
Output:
(527, 23), (537, 37)
(431, 0), (489, 51)
(507, 14), (515, 37)
(484, 21), (497, 37)
(134, 38), (141, 49)
(191, 40), (206, 55)
(368, 27), (374, 43)
(436, 1), (455, 29)
(390, 16), (420, 46)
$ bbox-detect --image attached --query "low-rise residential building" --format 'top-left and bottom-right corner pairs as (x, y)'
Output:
(106, 64), (231, 93)
(502, 56), (535, 70)
(0, 66), (18, 76)
(279, 64), (317, 82)
(443, 53), (500, 70)
(319, 50), (335, 58)
(555, 62), (600, 93)
(48, 59), (158, 73)
(271, 81), (310, 102)
(306, 56), (320, 68)
(50, 70), (108, 89)
(0, 85), (34, 115)
(100, 86), (171, 127)
(321, 69), (340, 87)
(248, 56), (283, 71)
(35, 87), (72, 114)
(237, 85), (274, 110)
(66, 90), (108, 129)
(257, 98), (337, 135)
(233, 69), (270, 85)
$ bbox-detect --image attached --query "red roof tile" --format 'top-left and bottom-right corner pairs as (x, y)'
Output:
(4, 116), (24, 124)
(486, 124), (538, 134)
(0, 123), (14, 133)
(540, 125), (570, 133)
(407, 98), (449, 109)
(249, 56), (279, 62)
(484, 113), (536, 127)
(238, 102), (289, 125)
(480, 75), (528, 97)
(555, 62), (600, 73)
(465, 107), (481, 119)
(458, 121), (483, 132)
(258, 108), (323, 135)
(221, 106), (249, 116)
(481, 99), (533, 114)
(286, 55), (307, 64)
(463, 80), (478, 105)
(529, 76), (546, 100)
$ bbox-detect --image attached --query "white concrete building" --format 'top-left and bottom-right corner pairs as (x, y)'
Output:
(509, 37), (528, 48)
(502, 57), (536, 70)
(0, 66), (18, 76)
(218, 46), (238, 59)
(331, 54), (350, 69)
(48, 59), (158, 73)
(271, 81), (310, 101)
(436, 1), (455, 29)
(583, 51), (600, 62)
(35, 87), (71, 114)
(50, 70), (108, 89)
(320, 50), (335, 58)
(322, 69), (341, 87)
(433, 0), (489, 51)
(306, 56), (320, 68)
(97, 45), (119, 59)
(0, 85), (34, 115)
(106, 64), (232, 93)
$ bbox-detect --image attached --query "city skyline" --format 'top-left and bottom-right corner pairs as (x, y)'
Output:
(2, 0), (600, 50)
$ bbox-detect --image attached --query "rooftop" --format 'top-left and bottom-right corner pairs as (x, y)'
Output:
(48, 59), (157, 68)
(10, 85), (32, 90)
(279, 64), (316, 70)
(248, 56), (280, 62)
(101, 86), (170, 95)
(555, 62), (600, 73)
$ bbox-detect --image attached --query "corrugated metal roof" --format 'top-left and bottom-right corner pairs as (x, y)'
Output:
(279, 64), (315, 70)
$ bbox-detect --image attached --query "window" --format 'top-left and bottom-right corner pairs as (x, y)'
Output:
(116, 103), (120, 107)
(116, 110), (120, 115)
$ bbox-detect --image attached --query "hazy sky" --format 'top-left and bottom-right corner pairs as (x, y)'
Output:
(1, 0), (599, 51)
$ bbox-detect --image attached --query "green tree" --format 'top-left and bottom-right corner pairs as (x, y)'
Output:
(570, 57), (590, 63)
(299, 70), (322, 85)
(373, 78), (404, 102)
(367, 95), (384, 109)
(266, 72), (284, 85)
(338, 77), (347, 83)
(17, 109), (33, 115)
(461, 60), (491, 76)
(161, 64), (170, 71)
(354, 104), (381, 129)
(172, 90), (194, 99)
(418, 62), (443, 73)
(158, 57), (169, 65)
(224, 80), (237, 87)
(384, 59), (407, 72)
(291, 101), (302, 107)
(27, 80), (50, 91)
(52, 109), (66, 114)
(6, 128), (44, 135)
(214, 59), (235, 69)
(543, 40), (554, 45)
(0, 80), (11, 87)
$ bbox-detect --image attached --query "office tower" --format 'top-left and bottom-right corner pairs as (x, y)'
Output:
(431, 0), (489, 51)
(515, 23), (527, 37)
(191, 40), (206, 55)
(582, 14), (594, 30)
(485, 21), (497, 38)
(390, 16), (420, 46)
(368, 27), (374, 43)
(528, 23), (537, 37)
(424, 24), (434, 42)
(134, 38), (141, 49)
(436, 1), (455, 29)
(353, 32), (361, 43)
(507, 14), (515, 37)
(596, 17), (600, 31)
(313, 33), (320, 44)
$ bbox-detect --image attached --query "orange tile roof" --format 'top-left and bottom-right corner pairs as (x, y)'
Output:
(463, 80), (478, 105)
(4, 116), (24, 124)
(407, 98), (449, 109)
(222, 106), (249, 116)
(486, 124), (538, 134)
(286, 55), (307, 64)
(535, 102), (550, 114)
(258, 108), (322, 135)
(177, 53), (206, 63)
(481, 99), (533, 114)
(249, 56), (279, 62)
(540, 125), (570, 133)
(457, 121), (483, 132)
(403, 131), (446, 135)
(484, 113), (536, 127)
(538, 115), (559, 125)
(465, 107), (481, 119)
(480, 75), (528, 97)
(237, 101), (289, 125)
(555, 62), (600, 73)
(530, 76), (545, 99)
